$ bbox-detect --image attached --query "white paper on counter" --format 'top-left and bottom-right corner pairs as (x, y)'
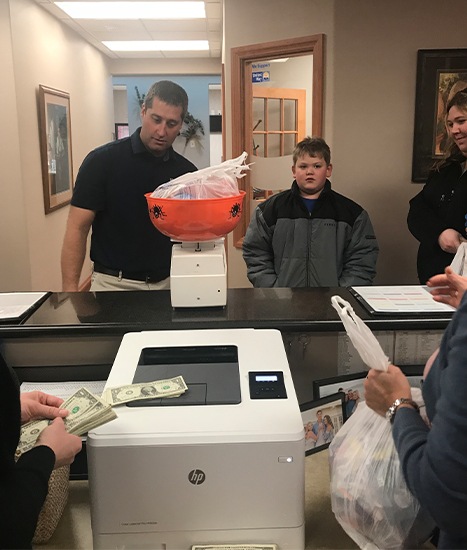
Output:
(20, 380), (106, 399)
(0, 292), (48, 320)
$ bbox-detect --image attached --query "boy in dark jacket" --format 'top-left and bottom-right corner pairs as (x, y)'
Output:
(242, 136), (378, 287)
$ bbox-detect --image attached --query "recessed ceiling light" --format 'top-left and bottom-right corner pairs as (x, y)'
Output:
(54, 2), (206, 19)
(103, 40), (209, 51)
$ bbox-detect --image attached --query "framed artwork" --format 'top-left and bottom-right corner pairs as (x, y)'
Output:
(412, 49), (467, 183)
(38, 85), (74, 214)
(300, 393), (347, 456)
(115, 123), (130, 140)
(313, 372), (366, 419)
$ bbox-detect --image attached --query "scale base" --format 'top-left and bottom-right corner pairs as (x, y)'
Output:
(170, 240), (227, 308)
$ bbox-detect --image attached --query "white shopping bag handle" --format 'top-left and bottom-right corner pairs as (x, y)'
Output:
(331, 295), (390, 372)
(450, 242), (467, 276)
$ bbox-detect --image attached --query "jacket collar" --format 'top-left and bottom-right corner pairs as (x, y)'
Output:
(291, 178), (332, 198)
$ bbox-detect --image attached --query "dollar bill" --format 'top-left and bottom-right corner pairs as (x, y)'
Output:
(102, 375), (188, 406)
(191, 545), (278, 550)
(17, 419), (49, 454)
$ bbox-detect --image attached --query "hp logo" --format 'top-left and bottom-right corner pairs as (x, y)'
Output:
(188, 469), (206, 485)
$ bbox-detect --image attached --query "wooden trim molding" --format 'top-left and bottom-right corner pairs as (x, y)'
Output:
(230, 34), (325, 248)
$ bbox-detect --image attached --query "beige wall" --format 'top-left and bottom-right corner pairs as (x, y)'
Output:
(0, 1), (31, 291)
(110, 57), (221, 75)
(0, 0), (113, 291)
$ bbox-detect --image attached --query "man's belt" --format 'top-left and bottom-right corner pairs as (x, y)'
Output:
(93, 263), (168, 283)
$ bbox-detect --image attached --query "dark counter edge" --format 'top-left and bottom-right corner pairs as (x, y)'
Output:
(0, 316), (453, 338)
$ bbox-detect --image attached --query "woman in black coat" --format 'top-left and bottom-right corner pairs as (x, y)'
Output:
(408, 87), (467, 283)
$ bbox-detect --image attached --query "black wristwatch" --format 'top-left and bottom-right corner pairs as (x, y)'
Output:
(386, 398), (420, 424)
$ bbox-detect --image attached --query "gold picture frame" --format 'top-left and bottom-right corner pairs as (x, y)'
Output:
(38, 85), (73, 213)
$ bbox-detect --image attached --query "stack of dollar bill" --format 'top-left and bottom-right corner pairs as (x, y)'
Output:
(17, 387), (117, 455)
(17, 376), (188, 456)
(102, 375), (188, 406)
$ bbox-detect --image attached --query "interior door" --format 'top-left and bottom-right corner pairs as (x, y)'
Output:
(230, 34), (324, 247)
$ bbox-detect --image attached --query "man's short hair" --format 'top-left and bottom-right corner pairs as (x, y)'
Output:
(293, 136), (331, 165)
(144, 80), (188, 120)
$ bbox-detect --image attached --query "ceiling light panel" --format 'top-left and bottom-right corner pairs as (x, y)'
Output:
(55, 2), (206, 19)
(103, 40), (209, 51)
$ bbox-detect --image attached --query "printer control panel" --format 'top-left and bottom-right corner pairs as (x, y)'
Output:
(249, 371), (287, 399)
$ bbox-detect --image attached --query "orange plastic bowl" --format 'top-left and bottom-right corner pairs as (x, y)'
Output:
(145, 191), (246, 242)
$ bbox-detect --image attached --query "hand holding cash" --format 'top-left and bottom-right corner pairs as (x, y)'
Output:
(17, 375), (188, 456)
(17, 387), (116, 455)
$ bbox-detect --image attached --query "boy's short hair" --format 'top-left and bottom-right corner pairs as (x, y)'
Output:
(293, 136), (331, 165)
(144, 80), (188, 120)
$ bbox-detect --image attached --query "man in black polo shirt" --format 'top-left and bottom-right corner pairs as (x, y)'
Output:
(61, 80), (196, 291)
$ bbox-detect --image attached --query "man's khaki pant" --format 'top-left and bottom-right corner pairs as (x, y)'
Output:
(90, 270), (170, 291)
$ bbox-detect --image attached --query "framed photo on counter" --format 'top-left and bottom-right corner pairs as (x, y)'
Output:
(301, 393), (347, 456)
(313, 371), (366, 419)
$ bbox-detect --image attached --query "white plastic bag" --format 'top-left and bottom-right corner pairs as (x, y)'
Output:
(329, 296), (435, 549)
(329, 394), (434, 549)
(450, 241), (467, 275)
(151, 152), (250, 199)
(331, 295), (389, 371)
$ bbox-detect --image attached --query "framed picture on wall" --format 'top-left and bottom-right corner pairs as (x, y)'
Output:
(38, 85), (74, 214)
(412, 49), (467, 183)
(115, 123), (129, 140)
(300, 393), (347, 456)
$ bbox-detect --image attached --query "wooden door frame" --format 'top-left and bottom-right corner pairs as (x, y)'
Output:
(231, 34), (324, 247)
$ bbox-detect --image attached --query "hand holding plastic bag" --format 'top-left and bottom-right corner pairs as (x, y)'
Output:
(329, 295), (434, 549)
(151, 152), (250, 199)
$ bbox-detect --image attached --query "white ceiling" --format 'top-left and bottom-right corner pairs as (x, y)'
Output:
(32, 0), (223, 59)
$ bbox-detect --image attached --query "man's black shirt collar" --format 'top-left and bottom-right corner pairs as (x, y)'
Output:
(131, 127), (175, 162)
